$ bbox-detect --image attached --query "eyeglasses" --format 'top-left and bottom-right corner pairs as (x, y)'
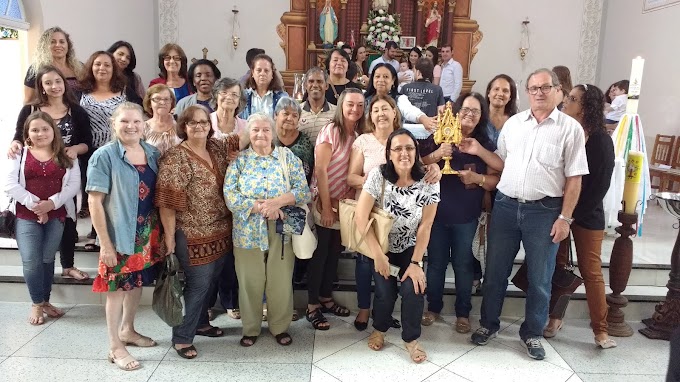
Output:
(163, 55), (182, 62)
(219, 91), (241, 99)
(151, 97), (171, 104)
(186, 120), (210, 128)
(459, 107), (481, 116)
(527, 85), (555, 95)
(565, 95), (579, 103)
(390, 145), (416, 153)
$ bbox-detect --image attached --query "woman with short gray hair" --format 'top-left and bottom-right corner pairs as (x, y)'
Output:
(274, 97), (314, 183)
(210, 77), (247, 140)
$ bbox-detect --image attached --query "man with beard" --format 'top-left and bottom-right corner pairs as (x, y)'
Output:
(299, 67), (337, 144)
(368, 41), (399, 75)
(174, 59), (221, 116)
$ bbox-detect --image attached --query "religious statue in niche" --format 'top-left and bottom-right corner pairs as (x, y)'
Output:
(372, 0), (391, 11)
(425, 2), (442, 47)
(319, 0), (338, 48)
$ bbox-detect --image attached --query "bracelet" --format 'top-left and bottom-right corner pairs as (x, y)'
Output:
(478, 175), (486, 187)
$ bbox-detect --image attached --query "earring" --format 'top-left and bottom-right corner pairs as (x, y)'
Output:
(42, 91), (46, 95)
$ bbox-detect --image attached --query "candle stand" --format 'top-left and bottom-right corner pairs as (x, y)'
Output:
(606, 210), (637, 337)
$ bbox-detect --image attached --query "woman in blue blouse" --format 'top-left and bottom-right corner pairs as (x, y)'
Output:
(239, 54), (288, 120)
(224, 113), (310, 347)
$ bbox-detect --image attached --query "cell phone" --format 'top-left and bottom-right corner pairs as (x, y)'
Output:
(389, 264), (401, 278)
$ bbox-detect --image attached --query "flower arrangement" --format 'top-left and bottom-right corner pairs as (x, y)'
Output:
(366, 9), (401, 51)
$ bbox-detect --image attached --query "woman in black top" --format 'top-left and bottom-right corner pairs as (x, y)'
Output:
(107, 41), (145, 105)
(325, 48), (361, 105)
(543, 84), (616, 349)
(8, 65), (93, 281)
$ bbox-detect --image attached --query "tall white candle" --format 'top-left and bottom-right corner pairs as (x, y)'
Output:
(626, 56), (644, 114)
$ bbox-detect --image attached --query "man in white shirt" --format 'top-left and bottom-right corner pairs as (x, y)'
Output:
(438, 45), (463, 103)
(368, 41), (399, 75)
(461, 68), (589, 361)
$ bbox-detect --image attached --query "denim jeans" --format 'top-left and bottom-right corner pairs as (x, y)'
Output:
(426, 219), (478, 317)
(172, 230), (225, 345)
(355, 254), (374, 309)
(372, 246), (423, 342)
(480, 192), (562, 340)
(207, 251), (239, 311)
(16, 218), (64, 304)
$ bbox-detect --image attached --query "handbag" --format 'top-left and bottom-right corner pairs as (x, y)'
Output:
(152, 253), (184, 327)
(277, 147), (317, 259)
(339, 177), (394, 258)
(1, 149), (23, 239)
(472, 191), (492, 275)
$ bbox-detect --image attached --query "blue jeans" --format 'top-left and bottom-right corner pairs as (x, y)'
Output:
(480, 192), (562, 340)
(426, 219), (478, 317)
(207, 251), (239, 310)
(172, 230), (226, 345)
(355, 254), (374, 309)
(16, 218), (64, 304)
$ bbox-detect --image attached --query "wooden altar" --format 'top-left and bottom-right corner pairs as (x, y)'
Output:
(277, 0), (482, 94)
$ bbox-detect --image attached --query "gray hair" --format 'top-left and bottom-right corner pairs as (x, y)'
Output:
(274, 96), (302, 118)
(110, 102), (144, 141)
(526, 68), (560, 89)
(305, 66), (329, 83)
(211, 77), (246, 116)
(246, 113), (276, 149)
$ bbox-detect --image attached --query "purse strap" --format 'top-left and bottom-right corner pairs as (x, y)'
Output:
(277, 146), (291, 192)
(354, 175), (387, 251)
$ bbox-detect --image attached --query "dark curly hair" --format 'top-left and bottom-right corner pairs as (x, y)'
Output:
(572, 84), (605, 135)
(453, 92), (491, 147)
(79, 51), (127, 94)
(365, 62), (399, 99)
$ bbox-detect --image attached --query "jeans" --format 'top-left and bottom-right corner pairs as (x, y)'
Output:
(480, 192), (562, 340)
(426, 219), (478, 317)
(307, 226), (343, 305)
(372, 246), (423, 342)
(16, 218), (64, 304)
(355, 254), (374, 309)
(172, 230), (225, 345)
(207, 251), (239, 311)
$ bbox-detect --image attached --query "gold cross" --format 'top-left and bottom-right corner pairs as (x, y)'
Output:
(191, 47), (218, 65)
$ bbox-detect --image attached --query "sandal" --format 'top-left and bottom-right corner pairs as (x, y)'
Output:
(239, 336), (258, 347)
(42, 302), (65, 318)
(207, 309), (216, 321)
(174, 345), (197, 359)
(78, 209), (90, 219)
(421, 311), (436, 326)
(455, 319), (471, 334)
(84, 241), (99, 251)
(227, 309), (241, 319)
(195, 326), (224, 337)
(29, 304), (44, 325)
(275, 332), (293, 346)
(108, 351), (141, 370)
(595, 337), (617, 349)
(368, 330), (385, 351)
(305, 308), (330, 330)
(121, 334), (157, 347)
(62, 267), (90, 281)
(292, 310), (300, 321)
(405, 340), (427, 363)
(320, 299), (350, 317)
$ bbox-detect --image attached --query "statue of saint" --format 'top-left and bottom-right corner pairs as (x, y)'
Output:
(319, 0), (338, 46)
(425, 2), (442, 47)
(372, 0), (391, 11)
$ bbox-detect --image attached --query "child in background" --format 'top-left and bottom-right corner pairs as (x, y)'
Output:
(397, 59), (414, 91)
(604, 79), (629, 124)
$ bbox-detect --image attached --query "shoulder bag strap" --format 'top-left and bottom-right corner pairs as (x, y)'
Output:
(379, 177), (386, 207)
(277, 147), (291, 192)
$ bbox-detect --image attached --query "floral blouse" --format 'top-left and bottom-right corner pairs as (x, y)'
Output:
(224, 146), (311, 251)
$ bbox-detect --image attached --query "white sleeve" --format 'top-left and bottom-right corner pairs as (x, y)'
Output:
(3, 152), (39, 209)
(452, 61), (463, 101)
(397, 95), (425, 123)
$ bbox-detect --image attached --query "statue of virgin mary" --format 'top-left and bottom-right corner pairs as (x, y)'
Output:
(319, 0), (338, 47)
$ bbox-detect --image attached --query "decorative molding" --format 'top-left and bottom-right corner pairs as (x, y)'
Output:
(158, 0), (179, 46)
(470, 29), (483, 61)
(576, 0), (603, 85)
(277, 23), (287, 53)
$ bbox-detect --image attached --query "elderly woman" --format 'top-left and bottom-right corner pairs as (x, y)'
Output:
(174, 59), (221, 116)
(155, 105), (240, 359)
(87, 102), (163, 371)
(542, 84), (616, 349)
(420, 93), (500, 333)
(348, 94), (442, 331)
(107, 41), (144, 104)
(149, 43), (192, 102)
(365, 63), (438, 131)
(5, 111), (80, 325)
(484, 74), (518, 145)
(325, 48), (361, 105)
(224, 113), (311, 347)
(275, 97), (314, 183)
(355, 128), (440, 364)
(143, 84), (180, 155)
(9, 65), (92, 281)
(24, 26), (82, 103)
(239, 54), (288, 119)
(211, 77), (248, 139)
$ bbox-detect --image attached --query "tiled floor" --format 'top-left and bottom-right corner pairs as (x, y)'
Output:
(0, 302), (670, 382)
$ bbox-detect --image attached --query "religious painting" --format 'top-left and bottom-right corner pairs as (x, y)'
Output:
(400, 36), (416, 49)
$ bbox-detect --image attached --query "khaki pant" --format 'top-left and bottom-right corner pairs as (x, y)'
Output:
(234, 220), (294, 337)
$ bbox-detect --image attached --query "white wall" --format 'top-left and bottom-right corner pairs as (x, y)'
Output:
(470, 0), (586, 109)
(175, 0), (289, 81)
(598, 0), (680, 143)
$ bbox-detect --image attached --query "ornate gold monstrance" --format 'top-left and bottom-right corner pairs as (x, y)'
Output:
(433, 101), (462, 174)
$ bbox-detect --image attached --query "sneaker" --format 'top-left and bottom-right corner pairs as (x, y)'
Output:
(522, 337), (546, 360)
(470, 327), (497, 345)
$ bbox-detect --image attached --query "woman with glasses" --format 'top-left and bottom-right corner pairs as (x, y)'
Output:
(143, 84), (180, 155)
(210, 78), (248, 140)
(156, 105), (241, 359)
(542, 84), (616, 349)
(355, 128), (440, 364)
(420, 92), (500, 333)
(149, 43), (192, 102)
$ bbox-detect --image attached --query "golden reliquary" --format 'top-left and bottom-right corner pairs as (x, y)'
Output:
(433, 101), (463, 174)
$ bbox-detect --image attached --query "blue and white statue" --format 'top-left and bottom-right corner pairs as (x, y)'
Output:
(319, 0), (338, 48)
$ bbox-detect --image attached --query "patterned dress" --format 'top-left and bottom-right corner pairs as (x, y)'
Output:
(92, 164), (162, 292)
(80, 93), (126, 149)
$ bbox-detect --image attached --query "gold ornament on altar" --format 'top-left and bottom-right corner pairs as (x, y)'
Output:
(433, 102), (462, 175)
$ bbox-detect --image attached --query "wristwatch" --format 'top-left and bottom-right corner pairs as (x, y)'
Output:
(411, 260), (424, 268)
(558, 214), (574, 225)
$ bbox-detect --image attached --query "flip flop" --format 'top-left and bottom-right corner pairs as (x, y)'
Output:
(174, 345), (197, 359)
(195, 326), (224, 337)
(275, 332), (293, 346)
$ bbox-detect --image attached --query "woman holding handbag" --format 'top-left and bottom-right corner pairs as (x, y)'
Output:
(354, 128), (439, 364)
(542, 84), (616, 349)
(224, 113), (310, 347)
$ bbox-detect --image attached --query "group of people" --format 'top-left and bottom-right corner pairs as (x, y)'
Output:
(4, 25), (619, 371)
